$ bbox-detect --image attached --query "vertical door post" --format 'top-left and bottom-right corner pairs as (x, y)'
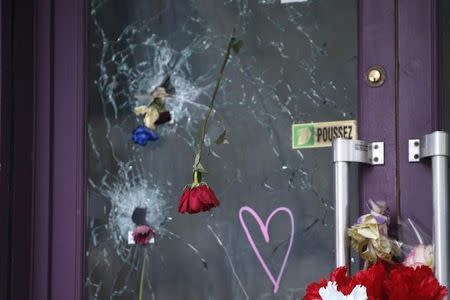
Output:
(409, 131), (449, 286)
(333, 138), (384, 268)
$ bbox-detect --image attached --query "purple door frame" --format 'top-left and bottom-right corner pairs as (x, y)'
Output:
(31, 0), (87, 299)
(359, 0), (440, 241)
(0, 0), (443, 299)
(1, 0), (37, 299)
(358, 0), (398, 225)
(0, 0), (86, 299)
(0, 1), (13, 299)
(397, 0), (440, 240)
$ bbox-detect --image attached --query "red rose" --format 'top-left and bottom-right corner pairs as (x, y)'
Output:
(385, 264), (448, 300)
(178, 184), (220, 214)
(132, 225), (155, 245)
(178, 171), (220, 214)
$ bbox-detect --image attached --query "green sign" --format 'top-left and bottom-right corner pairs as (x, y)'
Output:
(292, 120), (357, 149)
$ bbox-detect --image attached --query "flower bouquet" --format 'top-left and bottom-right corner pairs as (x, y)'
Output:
(132, 75), (175, 145)
(304, 260), (447, 300)
(303, 201), (448, 300)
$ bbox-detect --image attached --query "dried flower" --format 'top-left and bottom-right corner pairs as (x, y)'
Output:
(178, 171), (220, 214)
(132, 225), (155, 245)
(403, 244), (433, 269)
(134, 87), (170, 130)
(348, 200), (401, 264)
(132, 75), (174, 146)
(132, 125), (159, 145)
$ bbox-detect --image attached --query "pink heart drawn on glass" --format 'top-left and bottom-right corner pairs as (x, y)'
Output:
(239, 206), (294, 294)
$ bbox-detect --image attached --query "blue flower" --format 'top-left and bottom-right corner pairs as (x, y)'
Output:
(132, 125), (159, 145)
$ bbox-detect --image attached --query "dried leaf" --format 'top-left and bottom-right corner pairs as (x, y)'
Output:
(134, 105), (149, 116)
(193, 153), (207, 173)
(143, 109), (159, 130)
(214, 129), (229, 145)
(193, 153), (200, 167)
(232, 40), (243, 54)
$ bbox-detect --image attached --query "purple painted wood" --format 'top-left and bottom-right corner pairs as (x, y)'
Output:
(50, 0), (86, 298)
(31, 0), (86, 299)
(31, 0), (52, 298)
(0, 0), (12, 299)
(397, 0), (439, 242)
(10, 0), (36, 298)
(358, 1), (398, 224)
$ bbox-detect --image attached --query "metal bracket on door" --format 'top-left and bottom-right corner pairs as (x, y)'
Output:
(333, 138), (385, 268)
(408, 131), (449, 287)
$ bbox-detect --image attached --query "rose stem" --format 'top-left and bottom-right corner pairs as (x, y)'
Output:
(138, 248), (147, 300)
(194, 30), (237, 169)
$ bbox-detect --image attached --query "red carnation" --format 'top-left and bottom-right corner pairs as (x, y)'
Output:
(349, 260), (386, 299)
(385, 264), (447, 300)
(303, 278), (328, 300)
(303, 261), (387, 300)
(132, 225), (155, 245)
(178, 171), (220, 214)
(303, 266), (350, 300)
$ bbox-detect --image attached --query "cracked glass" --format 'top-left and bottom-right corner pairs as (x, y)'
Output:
(87, 0), (357, 299)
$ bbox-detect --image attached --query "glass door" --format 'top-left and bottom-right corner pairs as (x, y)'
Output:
(86, 0), (358, 299)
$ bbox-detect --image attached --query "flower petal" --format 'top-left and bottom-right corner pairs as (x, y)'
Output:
(132, 225), (155, 245)
(178, 188), (191, 214)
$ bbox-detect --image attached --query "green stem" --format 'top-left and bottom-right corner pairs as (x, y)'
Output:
(193, 170), (202, 185)
(138, 249), (147, 300)
(194, 31), (237, 170)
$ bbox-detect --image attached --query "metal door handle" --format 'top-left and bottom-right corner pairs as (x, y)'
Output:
(409, 131), (449, 286)
(332, 138), (384, 267)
